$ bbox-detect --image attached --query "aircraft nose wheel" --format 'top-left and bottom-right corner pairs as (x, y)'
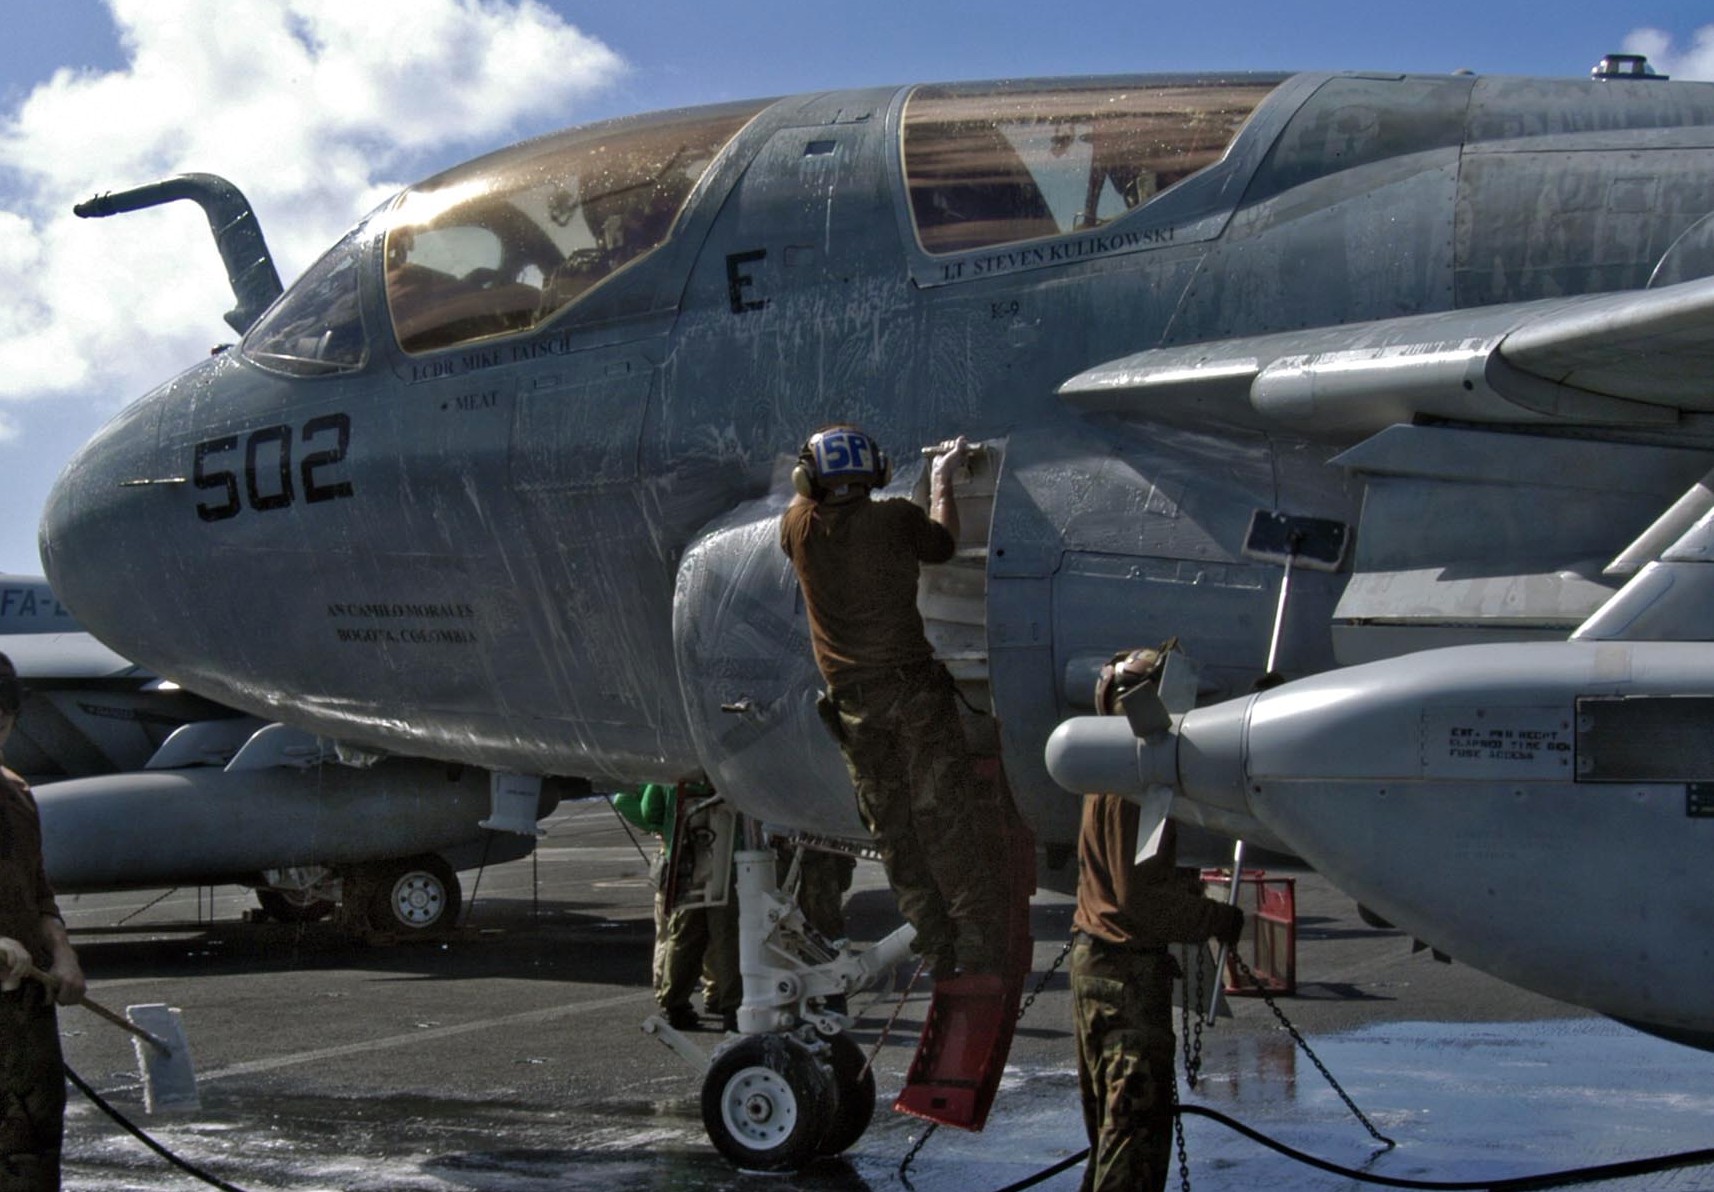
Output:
(701, 1035), (834, 1171)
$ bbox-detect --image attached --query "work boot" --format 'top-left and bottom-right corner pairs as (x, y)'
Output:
(955, 953), (1004, 977)
(665, 1004), (702, 1031)
(955, 926), (1006, 976)
(912, 924), (958, 975)
(721, 1009), (739, 1033)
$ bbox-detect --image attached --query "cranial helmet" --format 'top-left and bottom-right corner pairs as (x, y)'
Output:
(792, 425), (891, 500)
(1093, 638), (1179, 719)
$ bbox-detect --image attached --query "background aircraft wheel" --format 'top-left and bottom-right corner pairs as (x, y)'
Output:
(255, 887), (336, 924)
(365, 854), (460, 935)
(816, 1031), (875, 1156)
(701, 1034), (834, 1171)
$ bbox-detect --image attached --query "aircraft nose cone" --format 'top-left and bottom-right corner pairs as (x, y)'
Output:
(39, 381), (172, 664)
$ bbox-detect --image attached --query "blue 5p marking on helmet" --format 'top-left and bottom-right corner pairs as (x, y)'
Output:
(813, 428), (878, 481)
(793, 425), (891, 499)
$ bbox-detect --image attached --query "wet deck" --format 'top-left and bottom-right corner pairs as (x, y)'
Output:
(52, 798), (1714, 1190)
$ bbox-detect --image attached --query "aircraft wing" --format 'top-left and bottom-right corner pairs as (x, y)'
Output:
(1, 573), (146, 680)
(1059, 274), (1714, 438)
(0, 631), (146, 680)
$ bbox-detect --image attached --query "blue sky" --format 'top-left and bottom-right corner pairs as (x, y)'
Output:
(1, 1), (1712, 577)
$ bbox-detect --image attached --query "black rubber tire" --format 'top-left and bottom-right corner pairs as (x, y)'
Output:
(701, 1034), (834, 1171)
(255, 887), (337, 924)
(365, 854), (461, 935)
(816, 1031), (876, 1156)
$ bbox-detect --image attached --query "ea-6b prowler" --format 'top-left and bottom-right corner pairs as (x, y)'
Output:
(42, 57), (1714, 1161)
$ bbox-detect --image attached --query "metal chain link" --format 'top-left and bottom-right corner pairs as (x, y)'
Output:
(1229, 952), (1396, 1149)
(971, 936), (1389, 1192)
(866, 956), (928, 1084)
(898, 1121), (939, 1182)
(1018, 937), (1073, 1020)
(1171, 1068), (1193, 1192)
(1160, 940), (1393, 1192)
(1180, 948), (1205, 1090)
(892, 955), (938, 1183)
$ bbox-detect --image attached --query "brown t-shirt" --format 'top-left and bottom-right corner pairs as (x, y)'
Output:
(0, 765), (62, 966)
(1072, 792), (1229, 948)
(780, 494), (955, 686)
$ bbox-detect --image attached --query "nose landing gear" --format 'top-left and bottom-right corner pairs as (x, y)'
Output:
(643, 829), (914, 1168)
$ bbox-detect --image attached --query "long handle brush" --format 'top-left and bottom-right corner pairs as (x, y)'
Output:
(28, 967), (199, 1111)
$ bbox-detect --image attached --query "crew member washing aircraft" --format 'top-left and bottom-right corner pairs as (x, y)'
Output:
(781, 425), (1014, 977)
(0, 652), (86, 1191)
(1072, 646), (1244, 1192)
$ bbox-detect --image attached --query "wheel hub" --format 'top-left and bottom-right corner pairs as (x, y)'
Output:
(393, 874), (444, 925)
(722, 1067), (796, 1146)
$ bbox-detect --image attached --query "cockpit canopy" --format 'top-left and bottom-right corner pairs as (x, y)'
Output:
(902, 77), (1280, 254)
(383, 99), (769, 354)
(242, 77), (1283, 375)
(241, 98), (768, 373)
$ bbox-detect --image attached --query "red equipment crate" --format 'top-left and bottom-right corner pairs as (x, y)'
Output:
(1199, 869), (1296, 996)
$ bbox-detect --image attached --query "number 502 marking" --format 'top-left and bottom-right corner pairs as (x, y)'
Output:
(194, 412), (354, 523)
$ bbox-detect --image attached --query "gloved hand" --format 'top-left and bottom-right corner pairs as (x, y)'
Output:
(0, 936), (30, 993)
(1213, 904), (1245, 947)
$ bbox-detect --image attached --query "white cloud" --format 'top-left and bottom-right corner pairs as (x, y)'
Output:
(0, 0), (625, 412)
(1622, 25), (1714, 81)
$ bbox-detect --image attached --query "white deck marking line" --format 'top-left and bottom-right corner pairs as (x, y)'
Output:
(196, 991), (652, 1082)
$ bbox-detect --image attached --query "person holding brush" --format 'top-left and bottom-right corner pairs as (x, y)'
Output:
(0, 651), (85, 1191)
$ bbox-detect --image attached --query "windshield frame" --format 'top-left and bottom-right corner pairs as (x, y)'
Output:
(240, 205), (385, 379)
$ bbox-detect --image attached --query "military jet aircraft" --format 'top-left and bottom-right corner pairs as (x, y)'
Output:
(40, 58), (1714, 1161)
(2, 573), (558, 934)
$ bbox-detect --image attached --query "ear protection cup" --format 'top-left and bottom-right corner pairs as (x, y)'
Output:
(791, 456), (819, 499)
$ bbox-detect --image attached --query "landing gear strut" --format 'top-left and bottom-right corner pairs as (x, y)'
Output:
(644, 814), (913, 1166)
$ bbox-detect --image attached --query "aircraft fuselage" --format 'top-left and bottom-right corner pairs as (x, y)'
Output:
(42, 69), (1714, 977)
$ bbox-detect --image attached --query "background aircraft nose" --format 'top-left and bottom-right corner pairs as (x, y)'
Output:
(39, 380), (172, 665)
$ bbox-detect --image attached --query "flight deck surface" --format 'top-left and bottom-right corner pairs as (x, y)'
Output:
(52, 798), (1714, 1191)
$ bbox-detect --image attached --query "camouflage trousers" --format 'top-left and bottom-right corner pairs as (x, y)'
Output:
(659, 896), (741, 1015)
(826, 660), (1010, 973)
(789, 850), (856, 942)
(0, 991), (64, 1192)
(1071, 937), (1179, 1192)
